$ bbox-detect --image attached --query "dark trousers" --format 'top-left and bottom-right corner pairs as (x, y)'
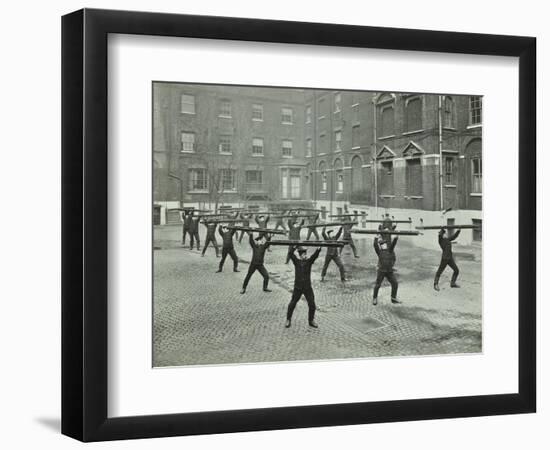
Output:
(373, 270), (398, 299)
(286, 286), (316, 323)
(202, 236), (219, 256)
(306, 227), (320, 240)
(219, 247), (238, 271)
(321, 254), (345, 280)
(189, 230), (200, 249)
(242, 264), (269, 290)
(341, 238), (358, 257)
(274, 222), (287, 231)
(182, 226), (190, 244)
(434, 258), (459, 285)
(285, 246), (293, 264)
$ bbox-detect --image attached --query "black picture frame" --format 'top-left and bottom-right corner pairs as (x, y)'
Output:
(61, 8), (536, 442)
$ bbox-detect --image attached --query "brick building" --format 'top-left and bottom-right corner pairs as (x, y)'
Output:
(154, 84), (482, 244)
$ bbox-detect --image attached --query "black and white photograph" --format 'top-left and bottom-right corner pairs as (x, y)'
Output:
(152, 83), (483, 367)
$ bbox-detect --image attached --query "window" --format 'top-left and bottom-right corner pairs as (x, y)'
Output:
(352, 125), (360, 148)
(318, 98), (326, 119)
(306, 138), (312, 157)
(334, 92), (341, 113)
(180, 94), (195, 114)
(252, 138), (264, 156)
(443, 96), (455, 128)
(337, 172), (344, 192)
(246, 170), (263, 184)
(281, 169), (288, 198)
(335, 131), (342, 152)
(189, 168), (207, 191)
(319, 133), (327, 154)
(406, 97), (422, 132)
(220, 168), (236, 191)
(352, 104), (360, 124)
(290, 169), (301, 199)
(471, 157), (482, 193)
(282, 107), (293, 124)
(305, 105), (312, 123)
(219, 99), (232, 118)
(252, 103), (263, 121)
(181, 132), (195, 153)
(380, 161), (394, 195)
(469, 96), (482, 125)
(282, 140), (293, 158)
(321, 171), (327, 192)
(444, 157), (455, 184)
(219, 135), (232, 154)
(380, 106), (395, 137)
(406, 159), (423, 196)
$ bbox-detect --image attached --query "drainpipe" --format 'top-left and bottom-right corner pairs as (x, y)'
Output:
(372, 97), (378, 215)
(438, 95), (444, 211)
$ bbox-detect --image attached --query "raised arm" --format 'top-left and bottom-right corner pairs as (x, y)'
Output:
(450, 229), (461, 241)
(335, 227), (343, 240)
(373, 237), (381, 255)
(265, 215), (270, 225)
(300, 219), (305, 228)
(322, 227), (328, 240)
(390, 236), (399, 251)
(310, 246), (322, 263)
(179, 211), (184, 223)
(218, 225), (224, 238)
(249, 232), (256, 247)
(289, 245), (298, 264)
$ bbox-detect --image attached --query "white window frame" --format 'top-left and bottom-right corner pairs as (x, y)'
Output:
(282, 139), (293, 158)
(219, 135), (232, 154)
(180, 132), (195, 153)
(281, 107), (293, 124)
(252, 137), (264, 156)
(189, 168), (208, 191)
(220, 168), (237, 192)
(180, 94), (195, 114)
(219, 99), (232, 118)
(252, 103), (264, 121)
(334, 92), (341, 113)
(469, 96), (482, 127)
(305, 105), (312, 124)
(471, 157), (482, 193)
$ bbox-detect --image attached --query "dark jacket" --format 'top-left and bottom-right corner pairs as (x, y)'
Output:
(322, 227), (342, 256)
(183, 213), (193, 228)
(249, 234), (270, 265)
(240, 213), (252, 227)
(374, 236), (398, 272)
(189, 216), (200, 232)
(342, 222), (354, 239)
(218, 226), (237, 248)
(307, 213), (320, 227)
(290, 247), (322, 289)
(288, 219), (305, 240)
(439, 229), (460, 260)
(203, 222), (217, 237)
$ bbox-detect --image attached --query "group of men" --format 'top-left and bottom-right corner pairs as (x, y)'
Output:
(179, 208), (463, 329)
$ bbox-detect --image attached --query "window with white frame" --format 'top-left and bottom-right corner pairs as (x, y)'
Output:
(252, 138), (264, 156)
(380, 105), (395, 137)
(334, 92), (341, 113)
(471, 157), (482, 193)
(290, 169), (301, 199)
(305, 105), (312, 123)
(281, 169), (288, 198)
(444, 96), (455, 128)
(282, 140), (293, 157)
(281, 107), (293, 124)
(252, 103), (263, 121)
(306, 138), (312, 157)
(246, 170), (263, 185)
(180, 94), (195, 114)
(189, 168), (207, 191)
(336, 172), (344, 192)
(469, 96), (482, 126)
(352, 125), (360, 148)
(318, 98), (326, 119)
(220, 168), (236, 191)
(405, 97), (422, 132)
(181, 132), (195, 153)
(219, 99), (232, 118)
(219, 135), (232, 154)
(444, 156), (455, 184)
(335, 130), (342, 152)
(352, 104), (360, 124)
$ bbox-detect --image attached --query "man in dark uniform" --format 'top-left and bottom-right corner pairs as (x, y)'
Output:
(216, 225), (239, 273)
(372, 235), (401, 305)
(238, 212), (252, 243)
(340, 221), (359, 258)
(434, 228), (461, 290)
(305, 213), (321, 241)
(255, 213), (271, 251)
(188, 214), (201, 251)
(180, 210), (193, 246)
(273, 210), (288, 232)
(321, 226), (346, 282)
(240, 233), (272, 294)
(285, 245), (322, 329)
(201, 220), (219, 257)
(285, 218), (305, 263)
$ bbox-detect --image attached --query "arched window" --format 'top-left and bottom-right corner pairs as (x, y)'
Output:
(405, 96), (422, 132)
(376, 94), (396, 138)
(319, 161), (327, 192)
(351, 155), (363, 192)
(334, 158), (344, 193)
(465, 139), (482, 193)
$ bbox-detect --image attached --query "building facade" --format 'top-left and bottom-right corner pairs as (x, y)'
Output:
(154, 84), (482, 243)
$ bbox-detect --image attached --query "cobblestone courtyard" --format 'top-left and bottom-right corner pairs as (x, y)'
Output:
(153, 225), (482, 367)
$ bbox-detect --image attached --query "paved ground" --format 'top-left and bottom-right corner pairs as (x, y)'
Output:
(153, 225), (482, 367)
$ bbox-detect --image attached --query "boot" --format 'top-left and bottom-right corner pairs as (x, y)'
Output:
(240, 289), (246, 294)
(372, 297), (378, 306)
(309, 320), (319, 328)
(391, 297), (402, 304)
(451, 283), (460, 288)
(434, 282), (440, 291)
(285, 319), (291, 328)
(263, 288), (272, 292)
